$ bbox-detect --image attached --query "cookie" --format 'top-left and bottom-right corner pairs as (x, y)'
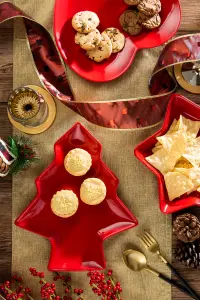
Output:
(86, 32), (112, 62)
(137, 11), (149, 23)
(103, 28), (125, 53)
(75, 29), (101, 50)
(0, 161), (6, 173)
(142, 13), (161, 29)
(51, 190), (79, 218)
(2, 164), (9, 174)
(137, 0), (161, 17)
(80, 178), (107, 205)
(72, 11), (100, 33)
(124, 0), (141, 5)
(64, 148), (92, 176)
(119, 10), (142, 36)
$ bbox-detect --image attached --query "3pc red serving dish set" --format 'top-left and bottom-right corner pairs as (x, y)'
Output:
(15, 0), (200, 272)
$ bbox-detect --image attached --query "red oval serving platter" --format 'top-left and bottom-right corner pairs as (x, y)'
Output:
(15, 123), (138, 271)
(134, 94), (200, 214)
(54, 0), (181, 82)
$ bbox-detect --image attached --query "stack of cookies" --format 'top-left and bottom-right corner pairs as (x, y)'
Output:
(72, 11), (125, 63)
(120, 0), (162, 35)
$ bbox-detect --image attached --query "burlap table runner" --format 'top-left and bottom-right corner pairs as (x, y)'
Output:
(12, 1), (171, 298)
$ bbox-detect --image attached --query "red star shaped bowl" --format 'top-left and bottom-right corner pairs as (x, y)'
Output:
(134, 94), (200, 214)
(15, 123), (138, 271)
(54, 0), (181, 82)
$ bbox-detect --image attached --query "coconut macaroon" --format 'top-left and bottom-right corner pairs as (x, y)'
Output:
(64, 148), (92, 176)
(51, 190), (79, 218)
(80, 178), (107, 205)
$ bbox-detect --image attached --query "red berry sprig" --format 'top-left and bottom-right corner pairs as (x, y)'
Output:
(53, 272), (84, 300)
(87, 269), (122, 300)
(29, 268), (84, 300)
(29, 268), (58, 300)
(0, 268), (123, 300)
(0, 275), (33, 300)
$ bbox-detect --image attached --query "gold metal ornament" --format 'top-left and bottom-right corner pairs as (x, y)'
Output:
(8, 85), (56, 135)
(174, 61), (200, 94)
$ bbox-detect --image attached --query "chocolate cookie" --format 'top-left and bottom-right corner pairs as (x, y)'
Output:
(137, 11), (149, 23)
(137, 0), (161, 17)
(124, 0), (141, 5)
(142, 13), (161, 29)
(119, 10), (142, 36)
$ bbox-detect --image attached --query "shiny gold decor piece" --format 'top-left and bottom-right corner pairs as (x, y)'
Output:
(8, 85), (56, 135)
(174, 62), (200, 94)
(9, 89), (40, 120)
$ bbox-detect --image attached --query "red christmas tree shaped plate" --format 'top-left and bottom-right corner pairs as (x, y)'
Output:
(15, 123), (138, 271)
(134, 94), (200, 214)
(54, 0), (181, 82)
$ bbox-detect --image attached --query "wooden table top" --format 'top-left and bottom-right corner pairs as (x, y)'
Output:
(0, 1), (200, 298)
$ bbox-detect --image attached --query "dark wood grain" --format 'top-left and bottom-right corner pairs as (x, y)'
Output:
(0, 1), (200, 298)
(0, 21), (13, 284)
(0, 26), (13, 102)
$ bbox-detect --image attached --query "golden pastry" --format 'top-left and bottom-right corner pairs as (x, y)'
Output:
(51, 190), (79, 218)
(80, 178), (107, 205)
(64, 148), (92, 176)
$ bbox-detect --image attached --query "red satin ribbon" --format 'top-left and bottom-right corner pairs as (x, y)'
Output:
(1, 1), (200, 129)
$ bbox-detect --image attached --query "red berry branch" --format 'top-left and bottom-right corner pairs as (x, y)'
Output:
(0, 269), (122, 300)
(0, 274), (32, 300)
(88, 270), (122, 300)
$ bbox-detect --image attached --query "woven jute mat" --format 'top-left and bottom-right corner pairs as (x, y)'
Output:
(12, 0), (171, 298)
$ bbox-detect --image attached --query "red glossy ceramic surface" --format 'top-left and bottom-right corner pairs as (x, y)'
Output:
(134, 94), (200, 214)
(15, 123), (138, 271)
(54, 0), (181, 82)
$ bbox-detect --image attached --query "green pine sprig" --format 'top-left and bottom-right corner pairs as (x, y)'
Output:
(7, 135), (39, 175)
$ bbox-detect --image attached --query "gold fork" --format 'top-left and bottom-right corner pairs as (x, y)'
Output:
(138, 230), (200, 300)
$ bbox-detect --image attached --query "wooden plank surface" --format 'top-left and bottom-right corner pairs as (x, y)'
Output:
(0, 26), (13, 102)
(0, 1), (200, 299)
(179, 0), (200, 33)
(0, 22), (13, 284)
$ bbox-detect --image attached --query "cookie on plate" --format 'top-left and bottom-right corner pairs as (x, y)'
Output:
(119, 10), (142, 36)
(137, 0), (161, 17)
(86, 32), (112, 62)
(80, 178), (107, 205)
(142, 13), (161, 29)
(103, 28), (125, 53)
(51, 190), (79, 218)
(75, 29), (101, 50)
(64, 148), (92, 176)
(124, 0), (141, 5)
(137, 11), (149, 23)
(72, 11), (100, 33)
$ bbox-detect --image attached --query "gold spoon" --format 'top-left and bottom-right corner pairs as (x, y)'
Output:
(123, 249), (195, 299)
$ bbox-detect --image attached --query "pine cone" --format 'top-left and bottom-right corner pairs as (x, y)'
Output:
(173, 213), (200, 243)
(0, 157), (9, 176)
(175, 241), (200, 270)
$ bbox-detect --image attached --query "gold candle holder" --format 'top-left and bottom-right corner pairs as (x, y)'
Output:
(7, 85), (56, 135)
(8, 87), (49, 127)
(174, 61), (200, 94)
